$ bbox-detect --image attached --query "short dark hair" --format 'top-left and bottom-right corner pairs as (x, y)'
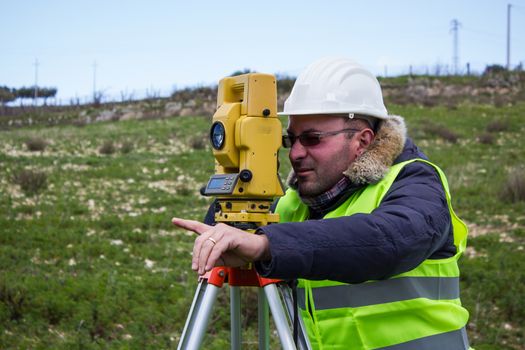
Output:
(343, 114), (379, 133)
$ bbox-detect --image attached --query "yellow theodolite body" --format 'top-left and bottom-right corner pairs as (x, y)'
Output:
(209, 73), (284, 199)
(203, 73), (284, 226)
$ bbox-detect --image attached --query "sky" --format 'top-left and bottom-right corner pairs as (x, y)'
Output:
(2, 0), (524, 104)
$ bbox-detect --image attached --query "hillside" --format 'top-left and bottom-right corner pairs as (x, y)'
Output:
(1, 74), (524, 349)
(1, 70), (524, 129)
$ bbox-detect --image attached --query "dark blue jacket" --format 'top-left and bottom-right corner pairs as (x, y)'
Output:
(253, 138), (456, 284)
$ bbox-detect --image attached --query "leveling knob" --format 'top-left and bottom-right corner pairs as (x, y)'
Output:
(239, 169), (253, 182)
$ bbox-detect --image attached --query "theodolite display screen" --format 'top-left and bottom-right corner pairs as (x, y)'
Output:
(208, 178), (226, 189)
(204, 174), (239, 195)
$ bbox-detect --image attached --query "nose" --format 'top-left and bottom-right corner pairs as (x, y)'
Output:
(289, 137), (307, 162)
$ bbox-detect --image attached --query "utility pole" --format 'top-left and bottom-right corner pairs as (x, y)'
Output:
(506, 3), (512, 69)
(92, 61), (97, 103)
(33, 58), (39, 104)
(450, 19), (461, 75)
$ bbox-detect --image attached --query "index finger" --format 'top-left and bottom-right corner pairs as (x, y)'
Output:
(171, 217), (212, 236)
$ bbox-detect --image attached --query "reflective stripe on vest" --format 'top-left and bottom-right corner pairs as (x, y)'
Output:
(377, 327), (470, 350)
(297, 276), (459, 310)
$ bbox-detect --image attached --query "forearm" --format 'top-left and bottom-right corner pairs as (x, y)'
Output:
(256, 162), (454, 283)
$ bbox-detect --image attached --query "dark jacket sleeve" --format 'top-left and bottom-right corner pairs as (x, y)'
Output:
(255, 161), (455, 284)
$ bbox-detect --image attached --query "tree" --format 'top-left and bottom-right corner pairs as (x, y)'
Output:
(483, 64), (507, 76)
(0, 86), (16, 106)
(230, 68), (254, 76)
(14, 86), (35, 100)
(38, 87), (57, 105)
(12, 86), (58, 105)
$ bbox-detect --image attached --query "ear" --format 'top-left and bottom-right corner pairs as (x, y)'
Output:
(355, 129), (375, 157)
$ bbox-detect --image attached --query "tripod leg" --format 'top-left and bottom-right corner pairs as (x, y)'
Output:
(178, 280), (221, 350)
(263, 284), (296, 350)
(258, 288), (269, 350)
(230, 286), (242, 349)
(278, 284), (313, 350)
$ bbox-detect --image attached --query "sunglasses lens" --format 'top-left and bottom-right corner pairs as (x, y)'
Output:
(300, 135), (321, 146)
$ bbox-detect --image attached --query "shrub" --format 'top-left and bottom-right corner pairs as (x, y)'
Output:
(0, 282), (27, 321)
(177, 184), (193, 196)
(483, 64), (507, 76)
(120, 140), (134, 154)
(486, 119), (510, 133)
(11, 169), (48, 195)
(500, 167), (525, 203)
(99, 140), (116, 155)
(478, 133), (495, 145)
(189, 135), (207, 150)
(24, 137), (47, 152)
(422, 123), (459, 143)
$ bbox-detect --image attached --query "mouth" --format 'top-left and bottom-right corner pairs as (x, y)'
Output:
(295, 168), (314, 177)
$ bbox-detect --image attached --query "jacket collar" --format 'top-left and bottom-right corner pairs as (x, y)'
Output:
(287, 115), (407, 188)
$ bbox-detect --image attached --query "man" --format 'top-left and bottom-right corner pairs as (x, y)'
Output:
(172, 57), (470, 349)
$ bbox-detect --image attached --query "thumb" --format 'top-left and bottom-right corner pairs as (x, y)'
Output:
(171, 217), (212, 236)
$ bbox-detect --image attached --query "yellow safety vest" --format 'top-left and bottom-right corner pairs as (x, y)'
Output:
(275, 159), (470, 349)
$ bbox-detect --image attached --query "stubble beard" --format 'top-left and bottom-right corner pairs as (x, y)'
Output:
(293, 150), (351, 199)
(295, 167), (343, 198)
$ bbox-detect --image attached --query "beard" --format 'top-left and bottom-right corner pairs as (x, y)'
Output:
(292, 160), (347, 198)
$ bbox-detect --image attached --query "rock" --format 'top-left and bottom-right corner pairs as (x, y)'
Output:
(95, 110), (117, 122)
(184, 100), (197, 108)
(179, 108), (194, 117)
(120, 110), (143, 120)
(165, 102), (182, 116)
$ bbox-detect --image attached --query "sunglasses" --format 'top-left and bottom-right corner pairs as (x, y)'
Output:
(282, 128), (362, 148)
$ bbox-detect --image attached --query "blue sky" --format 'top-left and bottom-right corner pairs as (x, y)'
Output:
(2, 0), (524, 103)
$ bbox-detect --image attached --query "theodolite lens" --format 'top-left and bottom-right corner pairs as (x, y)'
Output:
(210, 122), (225, 150)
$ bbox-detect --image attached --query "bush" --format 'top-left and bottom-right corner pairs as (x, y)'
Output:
(422, 123), (459, 143)
(478, 133), (495, 145)
(176, 184), (193, 196)
(11, 169), (48, 195)
(24, 137), (47, 152)
(99, 140), (116, 155)
(486, 119), (510, 133)
(189, 135), (207, 150)
(0, 282), (27, 321)
(120, 140), (134, 154)
(483, 64), (507, 76)
(500, 167), (525, 203)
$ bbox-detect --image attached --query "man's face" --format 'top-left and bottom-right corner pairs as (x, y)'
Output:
(287, 115), (363, 198)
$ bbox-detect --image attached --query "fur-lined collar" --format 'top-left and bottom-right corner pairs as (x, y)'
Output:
(287, 115), (407, 188)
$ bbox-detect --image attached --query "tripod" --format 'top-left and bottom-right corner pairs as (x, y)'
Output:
(177, 265), (311, 349)
(176, 72), (310, 349)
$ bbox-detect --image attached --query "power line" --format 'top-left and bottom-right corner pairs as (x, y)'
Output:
(506, 3), (512, 69)
(33, 58), (39, 103)
(92, 61), (97, 102)
(450, 19), (461, 75)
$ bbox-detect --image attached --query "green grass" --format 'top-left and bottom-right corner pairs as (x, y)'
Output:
(1, 104), (524, 349)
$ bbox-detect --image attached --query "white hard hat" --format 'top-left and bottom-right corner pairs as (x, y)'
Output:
(279, 57), (388, 120)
